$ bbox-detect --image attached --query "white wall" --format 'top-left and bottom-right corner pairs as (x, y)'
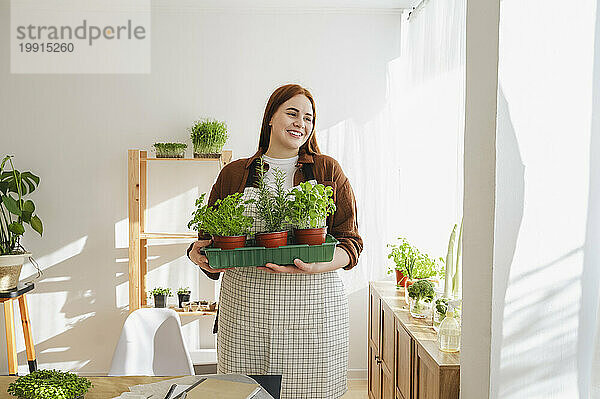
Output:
(0, 1), (401, 375)
(492, 0), (599, 397)
(461, 0), (499, 397)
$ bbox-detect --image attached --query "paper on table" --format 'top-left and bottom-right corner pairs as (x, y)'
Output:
(186, 379), (261, 399)
(111, 393), (149, 399)
(128, 376), (200, 397)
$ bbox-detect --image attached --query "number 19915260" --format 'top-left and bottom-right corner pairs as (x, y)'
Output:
(19, 42), (74, 52)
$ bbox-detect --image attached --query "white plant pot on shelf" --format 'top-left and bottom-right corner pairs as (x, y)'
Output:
(0, 253), (30, 291)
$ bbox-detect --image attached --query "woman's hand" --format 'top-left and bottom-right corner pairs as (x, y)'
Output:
(257, 258), (321, 274)
(189, 239), (234, 273)
(257, 247), (351, 274)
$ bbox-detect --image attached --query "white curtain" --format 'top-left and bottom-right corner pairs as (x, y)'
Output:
(318, 0), (466, 294)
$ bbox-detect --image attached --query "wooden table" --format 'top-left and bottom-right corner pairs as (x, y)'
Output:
(0, 376), (175, 398)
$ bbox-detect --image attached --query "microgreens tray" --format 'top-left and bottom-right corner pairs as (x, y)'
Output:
(201, 234), (339, 268)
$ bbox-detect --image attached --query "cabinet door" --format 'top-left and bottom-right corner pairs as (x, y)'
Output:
(368, 342), (381, 399)
(395, 320), (412, 399)
(369, 286), (381, 350)
(380, 302), (395, 372)
(414, 346), (439, 399)
(382, 365), (395, 399)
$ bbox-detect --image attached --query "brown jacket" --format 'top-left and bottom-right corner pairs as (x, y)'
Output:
(188, 147), (363, 278)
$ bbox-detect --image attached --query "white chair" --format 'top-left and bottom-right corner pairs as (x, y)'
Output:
(108, 308), (194, 376)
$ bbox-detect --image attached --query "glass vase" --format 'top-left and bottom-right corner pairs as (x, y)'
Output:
(408, 297), (432, 319)
(433, 296), (450, 332)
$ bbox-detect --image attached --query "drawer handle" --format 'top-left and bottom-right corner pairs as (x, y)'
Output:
(375, 355), (382, 365)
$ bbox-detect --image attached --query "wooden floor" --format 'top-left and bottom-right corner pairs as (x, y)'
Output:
(194, 364), (368, 398)
(0, 375), (368, 398)
(342, 379), (369, 398)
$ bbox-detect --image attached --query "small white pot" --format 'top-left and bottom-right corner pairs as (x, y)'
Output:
(0, 253), (30, 291)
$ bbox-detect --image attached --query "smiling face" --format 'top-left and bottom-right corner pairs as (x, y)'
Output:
(266, 94), (314, 158)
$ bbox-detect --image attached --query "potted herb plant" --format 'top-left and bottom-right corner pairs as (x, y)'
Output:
(253, 158), (291, 248)
(0, 156), (43, 291)
(149, 287), (172, 308)
(386, 237), (443, 304)
(286, 181), (336, 245)
(177, 287), (191, 308)
(7, 369), (92, 399)
(153, 142), (187, 158)
(407, 279), (435, 318)
(188, 192), (253, 250)
(188, 118), (228, 158)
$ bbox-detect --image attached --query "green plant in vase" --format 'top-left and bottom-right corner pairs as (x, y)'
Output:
(433, 297), (449, 331)
(188, 192), (254, 250)
(435, 220), (463, 331)
(407, 279), (435, 319)
(286, 181), (335, 245)
(7, 369), (92, 399)
(254, 157), (292, 248)
(188, 118), (228, 157)
(153, 142), (187, 158)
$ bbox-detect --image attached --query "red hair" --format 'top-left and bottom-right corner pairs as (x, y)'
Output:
(258, 84), (321, 154)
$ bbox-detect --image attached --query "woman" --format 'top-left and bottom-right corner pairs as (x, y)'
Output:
(187, 84), (362, 398)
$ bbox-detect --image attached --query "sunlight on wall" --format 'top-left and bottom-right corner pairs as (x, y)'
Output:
(21, 236), (88, 280)
(114, 168), (219, 356)
(493, 0), (596, 397)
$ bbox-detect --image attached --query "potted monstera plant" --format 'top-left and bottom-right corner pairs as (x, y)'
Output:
(188, 118), (228, 158)
(253, 158), (291, 248)
(7, 369), (92, 399)
(188, 192), (253, 250)
(286, 181), (335, 245)
(0, 156), (43, 291)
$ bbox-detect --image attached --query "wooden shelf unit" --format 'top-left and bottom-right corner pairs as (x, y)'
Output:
(141, 305), (218, 317)
(127, 149), (232, 313)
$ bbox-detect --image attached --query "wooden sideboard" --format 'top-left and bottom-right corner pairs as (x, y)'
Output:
(368, 281), (460, 399)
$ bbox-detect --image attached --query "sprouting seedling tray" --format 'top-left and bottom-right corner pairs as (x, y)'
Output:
(201, 234), (339, 268)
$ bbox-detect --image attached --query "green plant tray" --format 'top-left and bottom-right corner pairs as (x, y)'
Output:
(201, 234), (339, 268)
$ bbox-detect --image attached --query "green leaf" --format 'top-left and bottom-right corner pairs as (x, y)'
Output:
(30, 215), (43, 235)
(22, 200), (35, 213)
(21, 210), (32, 222)
(8, 222), (25, 235)
(2, 195), (22, 216)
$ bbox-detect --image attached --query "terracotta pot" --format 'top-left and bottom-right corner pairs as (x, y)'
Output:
(255, 231), (288, 248)
(395, 269), (408, 287)
(294, 227), (327, 245)
(212, 235), (246, 250)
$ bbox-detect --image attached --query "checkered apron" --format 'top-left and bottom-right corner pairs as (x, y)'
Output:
(216, 183), (350, 399)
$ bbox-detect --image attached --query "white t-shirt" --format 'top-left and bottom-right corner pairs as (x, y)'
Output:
(261, 154), (299, 191)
